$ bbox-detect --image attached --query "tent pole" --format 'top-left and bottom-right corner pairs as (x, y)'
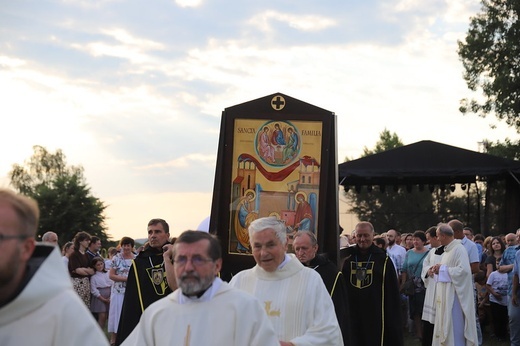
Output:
(508, 171), (520, 186)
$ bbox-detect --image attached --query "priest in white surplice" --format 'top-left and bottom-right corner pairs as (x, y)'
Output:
(429, 224), (478, 346)
(229, 217), (343, 346)
(122, 231), (279, 346)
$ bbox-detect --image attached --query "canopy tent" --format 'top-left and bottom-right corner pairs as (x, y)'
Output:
(338, 140), (520, 233)
(339, 140), (520, 187)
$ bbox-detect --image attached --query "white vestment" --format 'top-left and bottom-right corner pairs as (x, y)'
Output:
(0, 245), (108, 346)
(422, 246), (444, 323)
(122, 278), (279, 346)
(432, 240), (478, 346)
(229, 254), (343, 346)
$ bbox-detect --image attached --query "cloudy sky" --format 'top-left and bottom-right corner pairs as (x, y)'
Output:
(1, 0), (517, 242)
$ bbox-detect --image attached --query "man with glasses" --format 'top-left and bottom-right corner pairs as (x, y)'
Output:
(0, 189), (108, 345)
(121, 230), (278, 346)
(116, 218), (173, 345)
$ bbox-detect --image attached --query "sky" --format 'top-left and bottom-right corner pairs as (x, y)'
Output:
(1, 0), (518, 242)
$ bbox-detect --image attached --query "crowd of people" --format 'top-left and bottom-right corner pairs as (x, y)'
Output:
(2, 187), (520, 345)
(344, 222), (520, 345)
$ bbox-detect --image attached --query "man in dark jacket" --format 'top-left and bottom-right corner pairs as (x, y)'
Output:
(292, 231), (350, 345)
(115, 218), (172, 345)
(341, 221), (403, 346)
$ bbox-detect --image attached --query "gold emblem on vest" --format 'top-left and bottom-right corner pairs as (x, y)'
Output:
(146, 264), (169, 295)
(350, 261), (374, 289)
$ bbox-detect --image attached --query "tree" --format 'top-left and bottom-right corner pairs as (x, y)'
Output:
(362, 128), (403, 156)
(458, 0), (520, 131)
(9, 145), (110, 245)
(483, 137), (520, 160)
(480, 138), (520, 234)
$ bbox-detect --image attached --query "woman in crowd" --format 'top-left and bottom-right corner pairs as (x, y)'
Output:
(403, 233), (414, 250)
(483, 236), (493, 256)
(401, 230), (429, 341)
(61, 241), (74, 266)
(68, 231), (95, 307)
(104, 246), (118, 269)
(90, 256), (112, 329)
(485, 236), (505, 278)
(108, 237), (135, 346)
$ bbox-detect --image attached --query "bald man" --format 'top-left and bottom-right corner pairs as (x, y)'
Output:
(506, 233), (518, 248)
(41, 231), (58, 245)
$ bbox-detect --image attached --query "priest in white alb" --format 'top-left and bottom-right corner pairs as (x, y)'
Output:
(229, 217), (343, 346)
(429, 223), (478, 346)
(122, 230), (279, 346)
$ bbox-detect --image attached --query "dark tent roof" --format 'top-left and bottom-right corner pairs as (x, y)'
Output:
(339, 140), (520, 186)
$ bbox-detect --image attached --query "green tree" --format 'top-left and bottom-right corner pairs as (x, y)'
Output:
(483, 138), (520, 160)
(458, 0), (520, 131)
(9, 145), (110, 245)
(480, 138), (520, 234)
(362, 128), (403, 156)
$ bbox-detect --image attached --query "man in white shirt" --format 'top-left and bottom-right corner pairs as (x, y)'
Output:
(122, 230), (279, 346)
(386, 229), (408, 334)
(386, 229), (407, 275)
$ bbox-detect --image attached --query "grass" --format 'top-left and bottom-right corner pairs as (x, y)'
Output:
(403, 324), (510, 346)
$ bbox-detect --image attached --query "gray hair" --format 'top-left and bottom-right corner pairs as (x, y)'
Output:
(355, 221), (374, 233)
(42, 231), (58, 242)
(293, 230), (317, 246)
(248, 217), (287, 245)
(437, 223), (454, 237)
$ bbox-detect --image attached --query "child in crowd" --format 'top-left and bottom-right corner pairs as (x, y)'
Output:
(486, 260), (509, 341)
(90, 256), (113, 329)
(474, 271), (491, 332)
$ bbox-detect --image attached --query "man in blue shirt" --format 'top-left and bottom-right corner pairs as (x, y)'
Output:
(499, 229), (520, 346)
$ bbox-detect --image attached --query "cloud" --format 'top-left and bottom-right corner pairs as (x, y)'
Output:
(248, 10), (337, 32)
(136, 153), (216, 169)
(2, 0), (518, 243)
(175, 0), (203, 8)
(0, 55), (26, 67)
(70, 28), (165, 67)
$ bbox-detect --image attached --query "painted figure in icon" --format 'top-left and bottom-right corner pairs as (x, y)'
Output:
(259, 126), (275, 163)
(234, 190), (258, 253)
(271, 123), (286, 146)
(294, 192), (313, 232)
(283, 127), (298, 163)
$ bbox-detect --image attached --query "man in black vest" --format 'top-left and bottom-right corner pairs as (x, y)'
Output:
(341, 221), (403, 346)
(115, 218), (172, 345)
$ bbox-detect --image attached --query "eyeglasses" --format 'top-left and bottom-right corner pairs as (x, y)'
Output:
(0, 234), (31, 242)
(173, 255), (214, 267)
